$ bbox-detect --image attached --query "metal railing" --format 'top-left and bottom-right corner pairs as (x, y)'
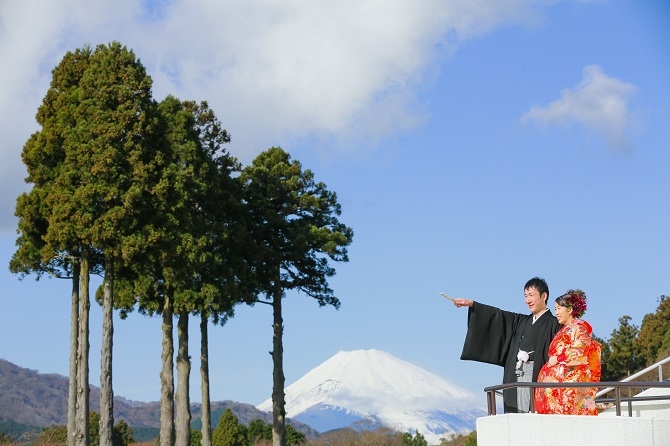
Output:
(596, 355), (670, 397)
(483, 381), (670, 416)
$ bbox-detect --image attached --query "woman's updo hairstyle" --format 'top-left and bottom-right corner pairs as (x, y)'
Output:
(555, 289), (587, 318)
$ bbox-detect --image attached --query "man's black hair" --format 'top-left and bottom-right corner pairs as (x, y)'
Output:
(524, 276), (549, 303)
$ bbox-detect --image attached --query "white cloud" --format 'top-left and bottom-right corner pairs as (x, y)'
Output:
(520, 64), (639, 152)
(0, 0), (569, 231)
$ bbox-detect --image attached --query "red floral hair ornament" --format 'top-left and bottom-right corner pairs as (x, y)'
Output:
(563, 289), (587, 318)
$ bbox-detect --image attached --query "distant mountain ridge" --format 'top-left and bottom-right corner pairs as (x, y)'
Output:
(256, 349), (486, 445)
(0, 358), (317, 439)
(1, 351), (486, 445)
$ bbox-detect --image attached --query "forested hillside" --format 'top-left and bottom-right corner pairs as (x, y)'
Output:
(0, 359), (318, 439)
(0, 359), (70, 426)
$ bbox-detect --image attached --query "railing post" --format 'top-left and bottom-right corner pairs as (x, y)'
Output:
(615, 387), (622, 416)
(487, 391), (497, 415)
(660, 364), (664, 382)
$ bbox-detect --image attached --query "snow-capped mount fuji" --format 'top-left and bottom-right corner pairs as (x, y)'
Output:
(256, 349), (486, 445)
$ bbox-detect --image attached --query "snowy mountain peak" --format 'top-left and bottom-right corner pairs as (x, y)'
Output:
(257, 349), (486, 445)
(261, 349), (477, 415)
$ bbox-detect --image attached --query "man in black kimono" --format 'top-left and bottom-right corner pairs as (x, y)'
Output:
(453, 277), (561, 413)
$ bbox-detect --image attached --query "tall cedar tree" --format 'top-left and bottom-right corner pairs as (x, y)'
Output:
(171, 99), (258, 446)
(118, 95), (204, 446)
(10, 42), (161, 446)
(112, 97), (249, 446)
(13, 42), (160, 446)
(179, 100), (257, 446)
(240, 147), (353, 446)
(160, 97), (230, 446)
(76, 42), (162, 446)
(10, 47), (94, 446)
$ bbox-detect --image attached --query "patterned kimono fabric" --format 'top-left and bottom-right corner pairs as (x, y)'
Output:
(535, 319), (602, 415)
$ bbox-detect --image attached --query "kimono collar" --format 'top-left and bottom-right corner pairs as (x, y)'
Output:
(532, 309), (549, 324)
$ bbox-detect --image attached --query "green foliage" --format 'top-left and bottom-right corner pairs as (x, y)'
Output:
(113, 419), (135, 446)
(10, 40), (166, 353)
(605, 315), (645, 380)
(246, 419), (271, 445)
(13, 41), (162, 272)
(88, 412), (135, 446)
(312, 426), (433, 446)
(191, 428), (202, 446)
(637, 295), (670, 365)
(240, 147), (353, 446)
(10, 46), (94, 279)
(592, 334), (616, 382)
(595, 295), (670, 383)
(400, 431), (428, 446)
(285, 423), (306, 445)
(114, 95), (250, 320)
(438, 431), (477, 446)
(241, 146), (354, 306)
(239, 419), (305, 446)
(69, 42), (159, 256)
(34, 425), (68, 446)
(212, 409), (247, 446)
(90, 411), (101, 446)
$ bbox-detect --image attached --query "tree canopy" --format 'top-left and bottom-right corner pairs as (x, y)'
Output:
(10, 42), (355, 446)
(636, 295), (670, 365)
(597, 294), (670, 382)
(241, 147), (353, 306)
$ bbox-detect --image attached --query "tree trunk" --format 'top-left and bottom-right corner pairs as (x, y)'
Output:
(200, 313), (212, 446)
(67, 261), (80, 446)
(160, 292), (175, 446)
(175, 310), (191, 446)
(271, 276), (286, 446)
(75, 247), (90, 446)
(100, 258), (114, 446)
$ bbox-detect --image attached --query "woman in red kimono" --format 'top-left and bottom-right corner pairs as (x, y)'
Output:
(535, 289), (601, 415)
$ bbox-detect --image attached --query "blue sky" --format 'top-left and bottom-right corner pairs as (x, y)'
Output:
(0, 0), (668, 408)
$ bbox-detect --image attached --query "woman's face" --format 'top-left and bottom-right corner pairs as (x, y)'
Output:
(555, 304), (573, 325)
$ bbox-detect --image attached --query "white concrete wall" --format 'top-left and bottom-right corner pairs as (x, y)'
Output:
(476, 413), (670, 446)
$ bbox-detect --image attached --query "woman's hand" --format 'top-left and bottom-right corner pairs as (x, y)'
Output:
(547, 355), (558, 367)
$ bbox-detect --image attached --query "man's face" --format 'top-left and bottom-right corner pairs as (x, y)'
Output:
(524, 286), (547, 315)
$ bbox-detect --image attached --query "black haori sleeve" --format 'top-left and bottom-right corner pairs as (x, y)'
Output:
(460, 302), (524, 367)
(459, 301), (538, 413)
